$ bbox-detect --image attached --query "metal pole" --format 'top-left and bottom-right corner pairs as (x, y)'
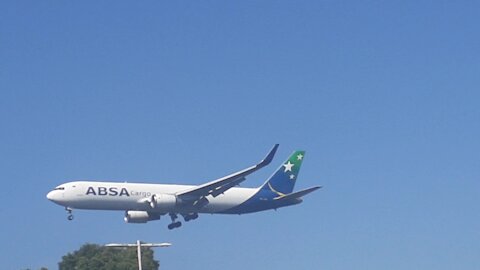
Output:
(105, 240), (171, 270)
(137, 240), (142, 270)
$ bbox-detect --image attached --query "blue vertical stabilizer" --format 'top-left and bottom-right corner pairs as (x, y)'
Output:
(259, 150), (306, 196)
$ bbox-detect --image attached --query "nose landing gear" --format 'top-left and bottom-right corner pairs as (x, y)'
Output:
(65, 207), (74, 221)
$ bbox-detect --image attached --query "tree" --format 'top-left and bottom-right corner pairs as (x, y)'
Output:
(59, 243), (159, 270)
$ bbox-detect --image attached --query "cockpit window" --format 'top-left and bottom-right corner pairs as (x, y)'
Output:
(54, 187), (65, 190)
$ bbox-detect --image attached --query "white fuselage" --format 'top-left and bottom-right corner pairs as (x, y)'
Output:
(47, 181), (259, 214)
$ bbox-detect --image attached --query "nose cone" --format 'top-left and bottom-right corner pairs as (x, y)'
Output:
(46, 190), (55, 201)
(46, 190), (64, 205)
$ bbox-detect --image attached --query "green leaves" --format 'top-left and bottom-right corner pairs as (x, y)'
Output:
(59, 243), (159, 270)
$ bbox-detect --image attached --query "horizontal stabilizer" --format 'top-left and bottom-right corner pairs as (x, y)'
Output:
(274, 186), (321, 200)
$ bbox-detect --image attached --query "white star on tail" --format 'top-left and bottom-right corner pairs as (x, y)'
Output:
(283, 161), (294, 172)
(297, 154), (303, 160)
(289, 174), (295, 180)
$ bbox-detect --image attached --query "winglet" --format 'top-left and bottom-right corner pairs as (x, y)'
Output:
(259, 144), (279, 167)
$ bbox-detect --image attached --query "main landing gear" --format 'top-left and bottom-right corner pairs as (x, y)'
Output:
(65, 207), (74, 221)
(183, 213), (199, 222)
(167, 213), (199, 229)
(167, 213), (182, 230)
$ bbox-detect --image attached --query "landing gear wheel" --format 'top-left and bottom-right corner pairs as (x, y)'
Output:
(68, 215), (74, 221)
(167, 213), (182, 229)
(183, 213), (198, 222)
(168, 222), (181, 230)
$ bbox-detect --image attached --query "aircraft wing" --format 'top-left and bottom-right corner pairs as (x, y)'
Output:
(176, 144), (279, 202)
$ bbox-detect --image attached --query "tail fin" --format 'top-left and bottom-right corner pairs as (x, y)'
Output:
(260, 150), (305, 195)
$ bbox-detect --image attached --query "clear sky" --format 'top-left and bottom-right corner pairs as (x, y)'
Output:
(1, 1), (479, 269)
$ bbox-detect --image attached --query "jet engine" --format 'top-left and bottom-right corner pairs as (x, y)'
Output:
(124, 211), (160, 223)
(149, 194), (178, 211)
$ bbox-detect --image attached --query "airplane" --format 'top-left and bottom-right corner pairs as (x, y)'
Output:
(46, 144), (321, 230)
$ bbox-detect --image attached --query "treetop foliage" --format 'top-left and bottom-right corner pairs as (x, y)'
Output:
(59, 243), (159, 270)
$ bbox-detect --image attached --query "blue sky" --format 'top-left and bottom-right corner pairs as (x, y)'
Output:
(1, 1), (479, 269)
